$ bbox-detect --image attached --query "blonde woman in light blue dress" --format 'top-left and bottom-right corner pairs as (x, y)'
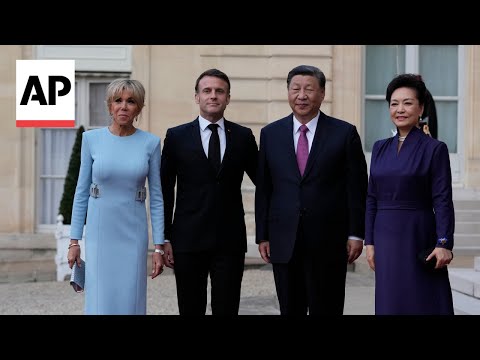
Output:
(67, 79), (165, 315)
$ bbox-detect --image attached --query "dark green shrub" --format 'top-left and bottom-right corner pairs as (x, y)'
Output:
(58, 126), (85, 224)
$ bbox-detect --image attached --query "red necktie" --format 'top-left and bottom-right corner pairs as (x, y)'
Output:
(297, 124), (309, 176)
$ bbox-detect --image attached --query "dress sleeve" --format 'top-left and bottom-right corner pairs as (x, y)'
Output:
(255, 128), (271, 243)
(364, 141), (379, 246)
(431, 142), (454, 250)
(345, 125), (368, 239)
(70, 133), (92, 240)
(148, 138), (165, 245)
(160, 129), (176, 242)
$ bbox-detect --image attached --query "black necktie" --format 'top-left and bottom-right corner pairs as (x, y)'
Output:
(207, 123), (220, 172)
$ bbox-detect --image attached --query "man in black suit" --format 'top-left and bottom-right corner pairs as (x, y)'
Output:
(255, 65), (368, 315)
(161, 69), (258, 315)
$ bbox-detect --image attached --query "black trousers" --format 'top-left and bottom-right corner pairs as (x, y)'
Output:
(173, 250), (245, 315)
(272, 223), (347, 315)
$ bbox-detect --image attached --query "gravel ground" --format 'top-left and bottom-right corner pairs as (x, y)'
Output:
(0, 266), (375, 315)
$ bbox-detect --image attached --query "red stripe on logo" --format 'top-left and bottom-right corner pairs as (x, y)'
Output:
(16, 120), (75, 128)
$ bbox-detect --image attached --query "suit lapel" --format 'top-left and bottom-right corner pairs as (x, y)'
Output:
(302, 111), (328, 179)
(189, 118), (207, 160)
(278, 116), (301, 178)
(219, 119), (233, 175)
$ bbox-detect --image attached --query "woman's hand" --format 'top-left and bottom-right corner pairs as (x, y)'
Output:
(426, 247), (454, 269)
(151, 247), (165, 279)
(366, 245), (375, 271)
(67, 240), (81, 269)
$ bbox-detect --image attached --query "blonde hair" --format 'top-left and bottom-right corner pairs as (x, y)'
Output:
(106, 79), (146, 121)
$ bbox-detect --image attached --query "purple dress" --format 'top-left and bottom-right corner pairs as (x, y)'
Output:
(365, 126), (454, 315)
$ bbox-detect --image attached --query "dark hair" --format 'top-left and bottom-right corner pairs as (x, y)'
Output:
(195, 68), (231, 94)
(287, 65), (326, 89)
(385, 73), (427, 106)
(421, 88), (438, 139)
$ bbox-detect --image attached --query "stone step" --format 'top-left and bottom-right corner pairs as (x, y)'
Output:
(454, 200), (480, 210)
(0, 233), (57, 283)
(456, 221), (480, 234)
(449, 268), (480, 299)
(0, 233), (55, 249)
(0, 248), (56, 262)
(452, 291), (480, 315)
(453, 234), (480, 248)
(451, 247), (480, 258)
(0, 259), (56, 283)
(455, 210), (480, 222)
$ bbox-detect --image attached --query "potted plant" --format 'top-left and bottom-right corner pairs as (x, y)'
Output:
(55, 126), (85, 281)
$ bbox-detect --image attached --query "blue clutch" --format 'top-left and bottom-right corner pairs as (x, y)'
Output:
(70, 259), (85, 293)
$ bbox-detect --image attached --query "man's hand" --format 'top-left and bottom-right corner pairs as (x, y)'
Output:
(347, 239), (363, 264)
(163, 242), (174, 269)
(258, 241), (271, 263)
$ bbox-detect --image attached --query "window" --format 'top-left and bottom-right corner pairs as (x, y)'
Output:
(37, 74), (129, 230)
(363, 45), (463, 182)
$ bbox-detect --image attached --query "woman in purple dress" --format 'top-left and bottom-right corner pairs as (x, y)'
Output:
(365, 74), (455, 315)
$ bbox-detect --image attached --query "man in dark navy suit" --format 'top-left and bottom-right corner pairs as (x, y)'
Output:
(161, 69), (258, 315)
(255, 65), (368, 315)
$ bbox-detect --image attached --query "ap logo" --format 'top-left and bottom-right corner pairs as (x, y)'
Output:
(16, 60), (75, 127)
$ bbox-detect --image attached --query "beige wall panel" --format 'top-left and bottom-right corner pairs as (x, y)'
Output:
(246, 123), (264, 142)
(131, 45), (151, 132)
(197, 45), (333, 58)
(0, 45), (35, 232)
(226, 101), (268, 125)
(231, 78), (268, 101)
(332, 45), (362, 126)
(267, 45), (332, 57)
(269, 57), (332, 79)
(321, 103), (332, 116)
(0, 188), (19, 232)
(199, 45), (268, 56)
(199, 56), (269, 79)
(269, 78), (333, 102)
(148, 46), (200, 138)
(267, 101), (292, 122)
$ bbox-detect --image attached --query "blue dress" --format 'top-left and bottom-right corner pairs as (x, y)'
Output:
(70, 127), (164, 315)
(365, 126), (454, 315)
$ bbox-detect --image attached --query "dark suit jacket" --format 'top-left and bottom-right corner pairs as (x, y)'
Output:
(255, 112), (368, 264)
(161, 118), (258, 253)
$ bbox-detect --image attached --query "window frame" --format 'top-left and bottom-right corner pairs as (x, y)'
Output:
(362, 45), (464, 183)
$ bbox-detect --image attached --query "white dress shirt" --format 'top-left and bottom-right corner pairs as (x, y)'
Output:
(199, 116), (226, 161)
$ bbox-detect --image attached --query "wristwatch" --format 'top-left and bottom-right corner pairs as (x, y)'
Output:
(154, 248), (165, 255)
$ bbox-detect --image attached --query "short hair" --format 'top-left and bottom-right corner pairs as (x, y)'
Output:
(287, 65), (326, 89)
(385, 73), (427, 106)
(106, 79), (145, 113)
(195, 68), (231, 94)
